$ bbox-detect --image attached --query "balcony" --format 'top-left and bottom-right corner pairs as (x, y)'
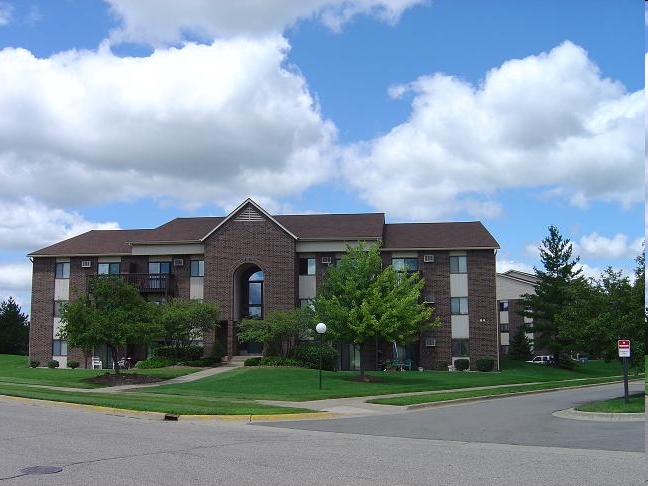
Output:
(87, 273), (177, 297)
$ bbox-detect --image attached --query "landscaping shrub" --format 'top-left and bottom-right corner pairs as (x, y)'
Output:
(185, 357), (217, 367)
(153, 345), (204, 361)
(476, 357), (494, 372)
(290, 343), (337, 371)
(29, 360), (40, 368)
(210, 340), (225, 363)
(244, 357), (262, 366)
(67, 360), (80, 369)
(259, 356), (301, 367)
(434, 360), (448, 371)
(135, 357), (174, 369)
(46, 360), (60, 369)
(454, 359), (470, 371)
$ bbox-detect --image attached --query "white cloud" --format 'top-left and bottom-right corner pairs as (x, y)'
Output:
(0, 262), (31, 293)
(496, 258), (534, 275)
(0, 198), (119, 251)
(105, 0), (425, 45)
(0, 37), (337, 211)
(342, 41), (643, 221)
(0, 1), (12, 25)
(574, 232), (644, 260)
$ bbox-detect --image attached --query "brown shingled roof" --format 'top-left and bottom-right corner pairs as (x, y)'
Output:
(276, 213), (384, 239)
(383, 222), (499, 249)
(28, 229), (153, 257)
(132, 217), (223, 243)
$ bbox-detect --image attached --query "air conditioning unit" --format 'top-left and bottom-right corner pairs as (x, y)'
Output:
(81, 260), (92, 268)
(423, 254), (434, 263)
(173, 258), (184, 267)
(423, 295), (435, 304)
(321, 256), (332, 264)
(425, 337), (436, 347)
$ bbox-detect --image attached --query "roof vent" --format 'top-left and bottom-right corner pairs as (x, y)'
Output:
(235, 206), (264, 222)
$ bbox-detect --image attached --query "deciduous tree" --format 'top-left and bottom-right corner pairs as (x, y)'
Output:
(154, 298), (220, 356)
(316, 242), (437, 376)
(59, 276), (159, 373)
(237, 307), (314, 357)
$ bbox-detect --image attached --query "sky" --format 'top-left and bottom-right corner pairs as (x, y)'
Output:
(0, 0), (644, 317)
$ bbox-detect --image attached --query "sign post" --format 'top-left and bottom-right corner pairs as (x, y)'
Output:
(617, 340), (630, 404)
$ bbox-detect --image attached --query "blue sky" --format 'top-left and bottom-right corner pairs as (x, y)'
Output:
(0, 0), (643, 316)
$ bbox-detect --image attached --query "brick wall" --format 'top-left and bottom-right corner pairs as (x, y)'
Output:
(29, 258), (55, 365)
(202, 210), (296, 357)
(468, 250), (498, 370)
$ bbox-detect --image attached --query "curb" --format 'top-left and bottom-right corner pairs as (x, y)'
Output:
(552, 408), (645, 422)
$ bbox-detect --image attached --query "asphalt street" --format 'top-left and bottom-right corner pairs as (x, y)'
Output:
(0, 383), (643, 485)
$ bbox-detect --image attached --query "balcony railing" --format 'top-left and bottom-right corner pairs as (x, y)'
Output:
(87, 273), (176, 296)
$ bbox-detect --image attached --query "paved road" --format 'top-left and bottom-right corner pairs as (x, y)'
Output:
(0, 383), (643, 485)
(257, 382), (645, 452)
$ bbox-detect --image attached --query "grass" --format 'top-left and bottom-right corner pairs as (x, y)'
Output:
(0, 354), (642, 415)
(575, 393), (645, 414)
(0, 354), (202, 388)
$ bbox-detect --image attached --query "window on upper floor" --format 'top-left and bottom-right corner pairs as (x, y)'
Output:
(498, 301), (509, 311)
(299, 258), (316, 276)
(55, 262), (70, 279)
(499, 323), (510, 332)
(451, 297), (469, 315)
(98, 262), (120, 275)
(190, 260), (205, 277)
(449, 255), (467, 273)
(392, 258), (418, 273)
(149, 262), (171, 274)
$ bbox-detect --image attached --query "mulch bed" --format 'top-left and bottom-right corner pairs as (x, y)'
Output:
(84, 373), (163, 387)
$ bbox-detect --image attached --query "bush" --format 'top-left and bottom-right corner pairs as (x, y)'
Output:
(476, 357), (494, 372)
(434, 361), (448, 371)
(46, 360), (60, 369)
(135, 357), (174, 369)
(454, 359), (470, 371)
(153, 345), (204, 361)
(210, 340), (225, 363)
(244, 357), (262, 366)
(259, 356), (300, 367)
(67, 360), (80, 369)
(185, 357), (217, 367)
(290, 343), (337, 371)
(29, 360), (40, 368)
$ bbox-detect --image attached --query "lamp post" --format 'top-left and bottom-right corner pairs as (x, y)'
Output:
(316, 322), (327, 390)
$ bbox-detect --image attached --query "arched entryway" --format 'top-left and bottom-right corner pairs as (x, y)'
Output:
(233, 263), (264, 355)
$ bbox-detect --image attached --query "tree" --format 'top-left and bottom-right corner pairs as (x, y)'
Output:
(154, 298), (221, 356)
(237, 307), (315, 358)
(574, 251), (646, 370)
(522, 226), (584, 367)
(0, 297), (29, 355)
(507, 327), (532, 361)
(315, 242), (437, 377)
(59, 276), (159, 374)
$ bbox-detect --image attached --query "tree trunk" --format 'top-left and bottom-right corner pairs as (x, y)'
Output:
(359, 342), (365, 376)
(110, 346), (120, 375)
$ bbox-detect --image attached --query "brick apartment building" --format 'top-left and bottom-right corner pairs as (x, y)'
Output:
(496, 270), (537, 356)
(28, 199), (500, 371)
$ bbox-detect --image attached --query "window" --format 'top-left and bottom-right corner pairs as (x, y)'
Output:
(246, 271), (264, 318)
(498, 301), (509, 311)
(149, 262), (171, 274)
(392, 258), (418, 273)
(52, 339), (67, 356)
(500, 345), (509, 356)
(299, 258), (316, 276)
(55, 262), (70, 279)
(499, 323), (509, 332)
(190, 260), (204, 277)
(452, 339), (469, 357)
(54, 301), (67, 317)
(451, 297), (468, 315)
(450, 255), (467, 273)
(98, 262), (120, 275)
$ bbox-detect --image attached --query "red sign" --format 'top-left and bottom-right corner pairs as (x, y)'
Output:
(618, 340), (630, 349)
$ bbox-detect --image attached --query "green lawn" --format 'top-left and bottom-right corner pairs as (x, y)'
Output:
(0, 354), (640, 415)
(575, 393), (645, 414)
(0, 354), (201, 388)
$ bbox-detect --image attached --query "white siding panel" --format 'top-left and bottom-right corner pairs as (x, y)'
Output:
(299, 275), (317, 299)
(54, 279), (69, 301)
(450, 274), (468, 297)
(451, 315), (470, 338)
(189, 277), (204, 300)
(500, 332), (510, 346)
(499, 311), (509, 324)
